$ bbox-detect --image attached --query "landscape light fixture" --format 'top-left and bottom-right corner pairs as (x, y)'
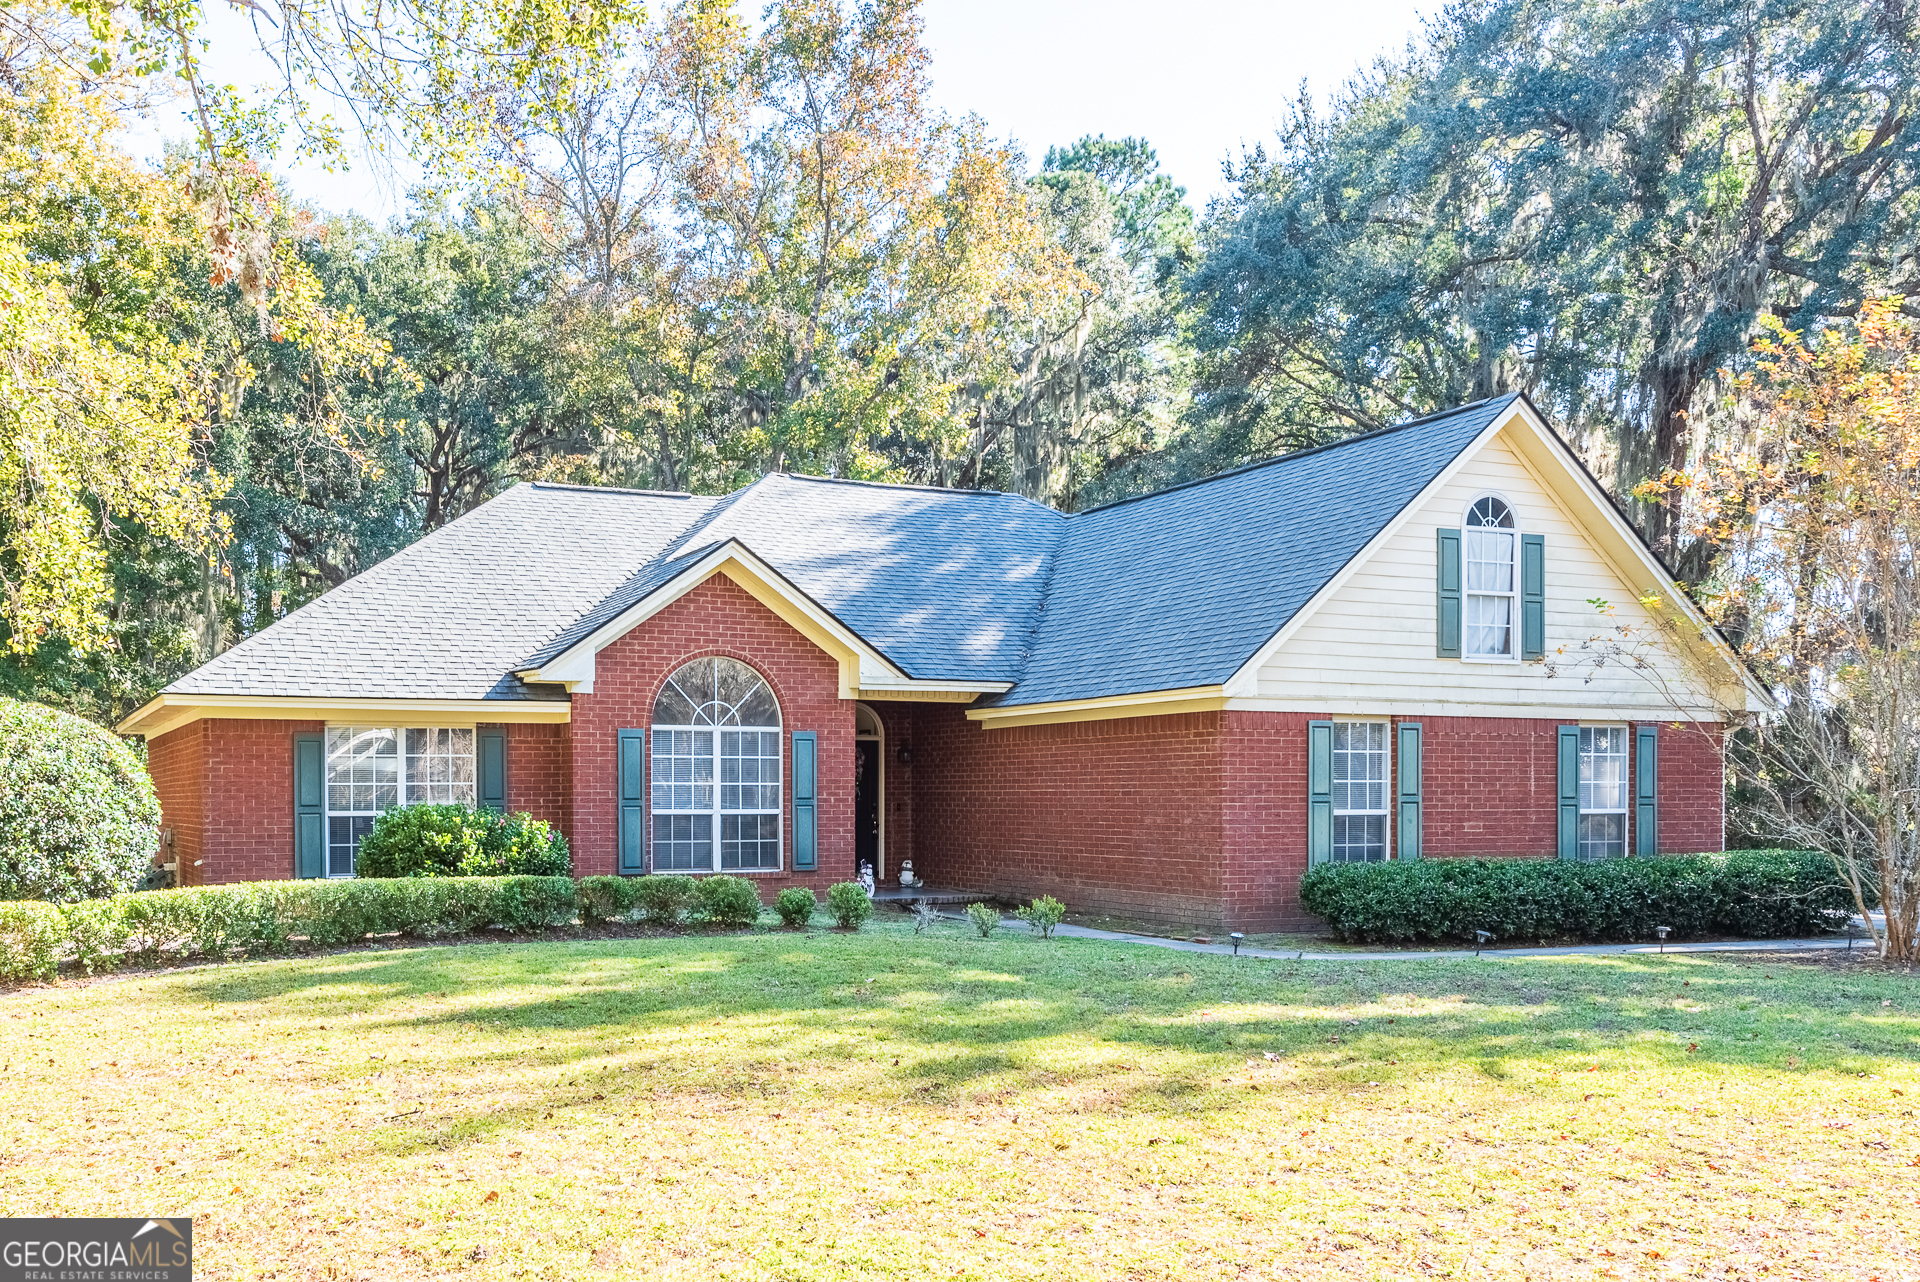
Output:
(1229, 932), (1245, 956)
(1655, 925), (1671, 953)
(1474, 930), (1491, 956)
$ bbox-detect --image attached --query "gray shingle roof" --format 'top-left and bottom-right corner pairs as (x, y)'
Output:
(166, 484), (719, 701)
(161, 396), (1515, 709)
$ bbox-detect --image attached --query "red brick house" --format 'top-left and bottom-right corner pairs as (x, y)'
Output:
(120, 396), (1764, 929)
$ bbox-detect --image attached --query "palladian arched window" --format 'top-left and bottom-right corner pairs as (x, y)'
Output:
(1463, 495), (1518, 659)
(651, 657), (782, 872)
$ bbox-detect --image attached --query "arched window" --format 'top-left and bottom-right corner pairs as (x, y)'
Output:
(1463, 495), (1518, 659)
(651, 657), (782, 872)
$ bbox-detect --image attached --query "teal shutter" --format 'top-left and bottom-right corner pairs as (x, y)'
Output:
(1307, 720), (1333, 865)
(1396, 722), (1422, 860)
(618, 729), (646, 875)
(478, 730), (507, 812)
(791, 731), (817, 871)
(1556, 725), (1581, 860)
(294, 733), (325, 879)
(1521, 533), (1546, 660)
(1634, 724), (1659, 855)
(1436, 528), (1462, 658)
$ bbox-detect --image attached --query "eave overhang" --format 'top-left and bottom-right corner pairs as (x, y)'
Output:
(117, 694), (573, 740)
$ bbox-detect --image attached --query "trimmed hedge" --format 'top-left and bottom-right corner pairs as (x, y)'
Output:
(1299, 850), (1852, 944)
(1, 876), (577, 982)
(575, 874), (764, 928)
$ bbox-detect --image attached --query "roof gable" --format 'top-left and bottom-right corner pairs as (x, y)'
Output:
(979, 396), (1520, 708)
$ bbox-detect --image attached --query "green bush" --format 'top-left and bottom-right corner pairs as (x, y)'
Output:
(577, 875), (641, 926)
(695, 875), (763, 927)
(0, 699), (161, 903)
(0, 876), (580, 983)
(826, 882), (873, 930)
(0, 900), (65, 982)
(1298, 850), (1853, 944)
(965, 901), (999, 938)
(775, 887), (817, 929)
(1015, 894), (1066, 938)
(354, 804), (571, 879)
(635, 875), (698, 926)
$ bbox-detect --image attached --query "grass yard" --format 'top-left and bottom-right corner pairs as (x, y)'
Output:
(2, 922), (1916, 1281)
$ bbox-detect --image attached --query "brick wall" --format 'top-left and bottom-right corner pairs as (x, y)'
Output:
(566, 575), (855, 894)
(146, 722), (208, 886)
(145, 718), (324, 885)
(498, 721), (573, 837)
(1221, 710), (1314, 930)
(1654, 720), (1724, 852)
(903, 705), (1231, 929)
(1419, 716), (1562, 859)
(896, 707), (1729, 933)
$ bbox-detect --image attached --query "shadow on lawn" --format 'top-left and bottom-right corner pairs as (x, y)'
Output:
(167, 933), (1918, 1154)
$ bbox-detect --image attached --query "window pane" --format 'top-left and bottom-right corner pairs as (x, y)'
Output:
(1331, 721), (1388, 815)
(325, 726), (400, 878)
(1464, 529), (1514, 592)
(1579, 727), (1629, 812)
(652, 813), (712, 871)
(1331, 814), (1386, 862)
(1577, 812), (1625, 861)
(1466, 594), (1513, 658)
(720, 813), (780, 870)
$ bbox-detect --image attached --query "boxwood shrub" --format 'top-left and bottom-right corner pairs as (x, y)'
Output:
(1298, 850), (1851, 945)
(694, 875), (763, 927)
(354, 804), (571, 879)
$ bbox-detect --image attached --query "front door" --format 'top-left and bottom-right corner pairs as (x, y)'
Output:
(854, 738), (880, 879)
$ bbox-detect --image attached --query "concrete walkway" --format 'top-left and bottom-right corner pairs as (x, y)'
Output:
(989, 919), (1870, 963)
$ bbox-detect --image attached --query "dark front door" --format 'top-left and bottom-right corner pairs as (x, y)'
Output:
(854, 738), (880, 877)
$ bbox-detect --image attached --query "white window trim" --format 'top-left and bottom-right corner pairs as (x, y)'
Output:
(648, 659), (785, 875)
(323, 724), (478, 878)
(1461, 492), (1522, 665)
(1576, 722), (1630, 862)
(1329, 717), (1393, 863)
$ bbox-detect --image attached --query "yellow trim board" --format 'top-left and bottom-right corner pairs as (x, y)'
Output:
(967, 686), (1228, 730)
(119, 694), (572, 740)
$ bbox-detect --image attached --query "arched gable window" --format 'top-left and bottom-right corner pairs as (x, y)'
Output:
(1463, 495), (1518, 659)
(651, 657), (782, 872)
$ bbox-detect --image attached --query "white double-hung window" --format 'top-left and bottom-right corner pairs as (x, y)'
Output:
(324, 726), (476, 875)
(650, 657), (782, 872)
(1330, 720), (1390, 862)
(1576, 725), (1629, 860)
(1463, 495), (1518, 659)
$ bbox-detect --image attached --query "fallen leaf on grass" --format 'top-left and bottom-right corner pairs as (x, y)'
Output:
(481, 1191), (498, 1204)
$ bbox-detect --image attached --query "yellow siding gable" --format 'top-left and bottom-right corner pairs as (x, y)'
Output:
(1237, 423), (1734, 721)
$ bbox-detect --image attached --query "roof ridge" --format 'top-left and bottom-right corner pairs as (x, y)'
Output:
(776, 472), (1007, 498)
(527, 480), (699, 499)
(1074, 395), (1513, 517)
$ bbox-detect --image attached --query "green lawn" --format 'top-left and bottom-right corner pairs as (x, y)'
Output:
(2, 921), (1915, 1280)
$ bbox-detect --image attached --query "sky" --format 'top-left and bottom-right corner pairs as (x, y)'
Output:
(143, 0), (1435, 221)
